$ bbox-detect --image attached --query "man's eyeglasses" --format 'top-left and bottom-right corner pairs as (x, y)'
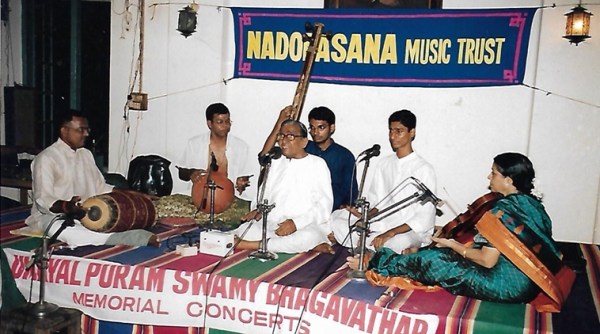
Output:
(66, 126), (91, 134)
(277, 133), (305, 141)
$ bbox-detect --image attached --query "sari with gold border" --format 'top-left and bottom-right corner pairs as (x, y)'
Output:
(366, 193), (574, 311)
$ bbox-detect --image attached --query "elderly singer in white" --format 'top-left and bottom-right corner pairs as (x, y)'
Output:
(233, 119), (333, 253)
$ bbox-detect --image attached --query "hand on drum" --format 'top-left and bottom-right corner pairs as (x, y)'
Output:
(50, 196), (87, 219)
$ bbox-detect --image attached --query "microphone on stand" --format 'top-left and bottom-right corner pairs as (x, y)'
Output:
(358, 144), (381, 162)
(411, 177), (443, 207)
(66, 207), (87, 221)
(210, 152), (218, 172)
(258, 146), (283, 166)
(25, 210), (82, 271)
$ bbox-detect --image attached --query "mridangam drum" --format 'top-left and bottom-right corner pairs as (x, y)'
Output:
(80, 191), (156, 233)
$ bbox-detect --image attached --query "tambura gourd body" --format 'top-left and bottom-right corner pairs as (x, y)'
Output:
(80, 192), (156, 233)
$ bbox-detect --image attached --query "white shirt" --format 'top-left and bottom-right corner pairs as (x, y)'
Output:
(26, 138), (113, 229)
(366, 152), (437, 241)
(262, 154), (333, 231)
(181, 132), (256, 201)
(231, 154), (333, 253)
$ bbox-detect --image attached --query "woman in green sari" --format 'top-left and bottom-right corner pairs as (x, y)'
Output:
(348, 152), (564, 303)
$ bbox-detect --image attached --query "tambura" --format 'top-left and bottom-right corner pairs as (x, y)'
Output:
(80, 191), (156, 233)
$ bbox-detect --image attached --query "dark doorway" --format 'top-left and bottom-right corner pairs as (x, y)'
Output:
(20, 0), (110, 167)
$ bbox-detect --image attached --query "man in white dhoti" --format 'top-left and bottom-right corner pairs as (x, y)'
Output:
(233, 120), (333, 253)
(329, 109), (437, 254)
(26, 110), (159, 247)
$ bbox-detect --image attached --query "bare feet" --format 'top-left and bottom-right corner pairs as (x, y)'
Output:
(311, 243), (335, 254)
(327, 232), (337, 245)
(402, 247), (418, 255)
(346, 255), (360, 270)
(234, 235), (260, 250)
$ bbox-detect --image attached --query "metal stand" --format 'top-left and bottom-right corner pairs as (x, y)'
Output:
(347, 199), (370, 280)
(346, 151), (373, 256)
(345, 176), (440, 281)
(248, 156), (277, 261)
(369, 191), (422, 223)
(195, 176), (226, 231)
(356, 155), (372, 201)
(25, 215), (75, 317)
(205, 178), (225, 230)
(248, 199), (277, 261)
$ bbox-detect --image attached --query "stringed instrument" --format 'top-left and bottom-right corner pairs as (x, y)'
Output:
(257, 22), (327, 186)
(434, 192), (502, 244)
(289, 22), (325, 121)
(179, 153), (235, 214)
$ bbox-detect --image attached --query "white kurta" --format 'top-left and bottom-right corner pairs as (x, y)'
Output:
(330, 152), (437, 253)
(26, 138), (115, 246)
(181, 132), (256, 201)
(231, 154), (333, 253)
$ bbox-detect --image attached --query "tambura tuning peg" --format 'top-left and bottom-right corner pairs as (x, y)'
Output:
(304, 22), (314, 32)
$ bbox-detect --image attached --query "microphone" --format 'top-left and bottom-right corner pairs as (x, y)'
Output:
(210, 152), (218, 172)
(66, 209), (87, 221)
(258, 146), (283, 166)
(358, 144), (381, 162)
(411, 177), (443, 207)
(26, 248), (40, 270)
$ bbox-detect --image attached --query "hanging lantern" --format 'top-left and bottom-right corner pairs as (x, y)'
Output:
(177, 6), (197, 38)
(563, 5), (593, 45)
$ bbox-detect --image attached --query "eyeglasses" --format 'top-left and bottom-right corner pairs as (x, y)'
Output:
(66, 126), (91, 134)
(277, 133), (305, 141)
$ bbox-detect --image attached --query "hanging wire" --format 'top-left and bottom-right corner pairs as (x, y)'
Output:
(521, 83), (600, 108)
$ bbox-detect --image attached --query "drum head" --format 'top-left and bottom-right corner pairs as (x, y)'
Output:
(81, 195), (116, 232)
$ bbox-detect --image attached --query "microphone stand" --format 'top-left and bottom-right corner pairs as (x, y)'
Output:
(368, 191), (422, 223)
(195, 162), (225, 231)
(248, 156), (277, 261)
(370, 178), (440, 224)
(347, 198), (370, 280)
(355, 153), (373, 201)
(205, 177), (224, 230)
(347, 153), (374, 254)
(344, 148), (379, 280)
(248, 200), (277, 261)
(346, 178), (438, 280)
(25, 214), (75, 317)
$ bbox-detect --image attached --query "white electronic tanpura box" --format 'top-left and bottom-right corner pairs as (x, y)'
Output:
(199, 230), (234, 257)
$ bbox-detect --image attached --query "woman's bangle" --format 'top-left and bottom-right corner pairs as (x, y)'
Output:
(462, 248), (468, 258)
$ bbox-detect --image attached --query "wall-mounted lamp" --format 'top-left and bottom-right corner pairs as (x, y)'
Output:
(177, 5), (198, 38)
(563, 4), (593, 45)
